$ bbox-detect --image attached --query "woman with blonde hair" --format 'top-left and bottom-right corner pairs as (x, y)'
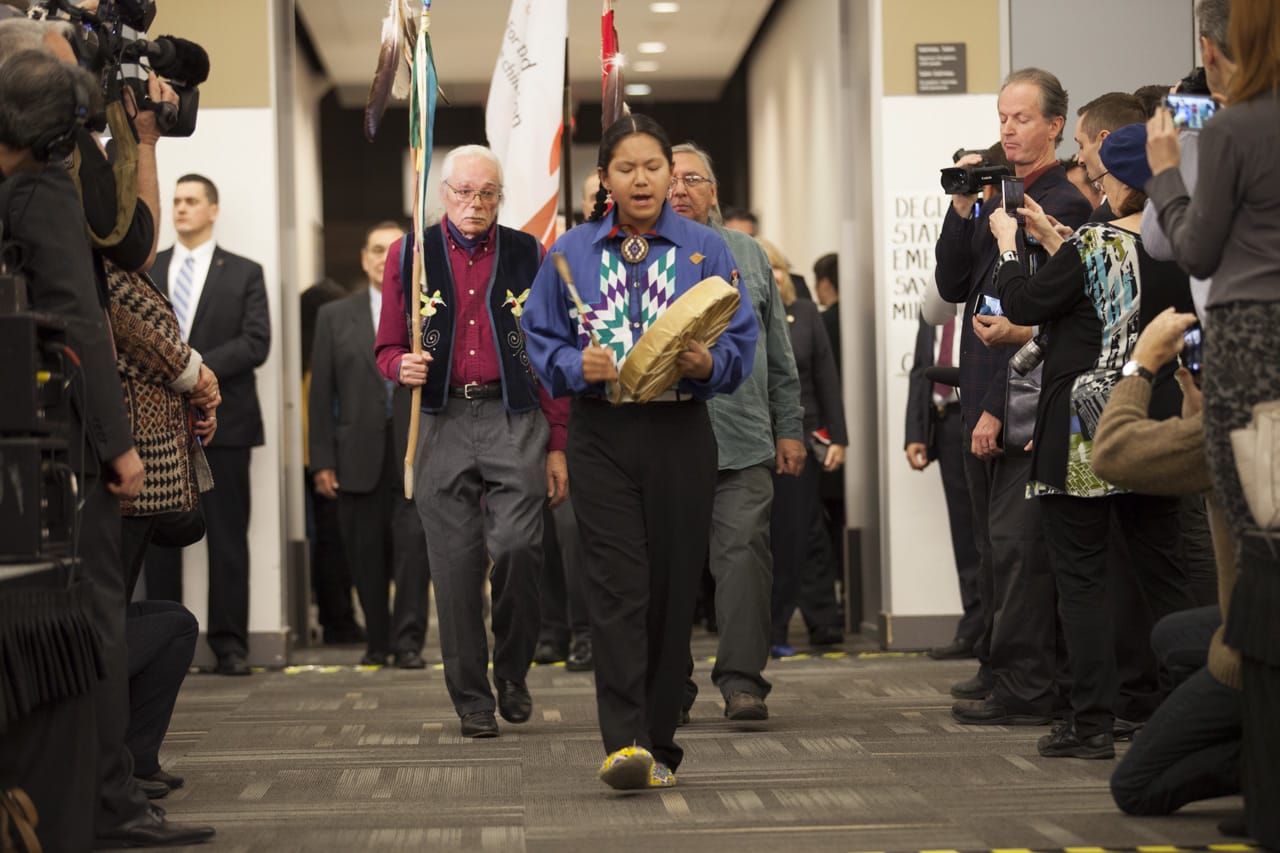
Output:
(756, 237), (846, 656)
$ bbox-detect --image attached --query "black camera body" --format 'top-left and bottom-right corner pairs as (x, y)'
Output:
(30, 0), (209, 137)
(941, 164), (1011, 195)
(940, 147), (1010, 194)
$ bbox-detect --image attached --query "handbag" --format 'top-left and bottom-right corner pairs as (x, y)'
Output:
(1229, 399), (1280, 530)
(148, 509), (206, 548)
(1003, 360), (1042, 457)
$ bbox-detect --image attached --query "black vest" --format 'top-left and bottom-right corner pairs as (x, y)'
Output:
(399, 223), (542, 413)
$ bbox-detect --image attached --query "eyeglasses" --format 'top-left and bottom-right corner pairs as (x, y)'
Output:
(1090, 169), (1110, 187)
(445, 182), (501, 204)
(669, 174), (714, 191)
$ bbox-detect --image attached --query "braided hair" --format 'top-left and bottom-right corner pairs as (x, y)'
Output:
(588, 114), (674, 222)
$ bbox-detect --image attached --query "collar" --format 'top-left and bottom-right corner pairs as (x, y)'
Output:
(1022, 161), (1057, 192)
(589, 201), (685, 249)
(176, 237), (216, 264)
(444, 216), (495, 252)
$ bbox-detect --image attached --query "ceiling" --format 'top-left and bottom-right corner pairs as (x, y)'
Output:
(296, 0), (774, 108)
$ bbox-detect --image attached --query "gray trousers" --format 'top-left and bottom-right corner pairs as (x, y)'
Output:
(708, 464), (775, 699)
(413, 397), (547, 716)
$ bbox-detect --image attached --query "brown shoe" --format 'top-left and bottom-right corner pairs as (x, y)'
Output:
(724, 691), (768, 720)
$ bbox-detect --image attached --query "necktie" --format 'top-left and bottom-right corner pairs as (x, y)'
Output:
(172, 255), (196, 340)
(934, 318), (955, 401)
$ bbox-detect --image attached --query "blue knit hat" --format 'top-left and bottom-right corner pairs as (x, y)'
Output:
(1099, 123), (1152, 189)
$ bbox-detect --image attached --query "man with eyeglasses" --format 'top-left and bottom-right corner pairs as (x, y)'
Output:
(1072, 92), (1148, 220)
(374, 144), (570, 739)
(669, 142), (805, 722)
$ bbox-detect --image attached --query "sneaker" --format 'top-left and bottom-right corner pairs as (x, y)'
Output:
(724, 691), (769, 721)
(598, 746), (655, 790)
(770, 644), (796, 659)
(649, 762), (676, 788)
(1037, 724), (1115, 759)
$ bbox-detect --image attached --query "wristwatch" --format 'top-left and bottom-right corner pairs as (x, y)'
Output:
(1000, 249), (1019, 265)
(1121, 359), (1155, 383)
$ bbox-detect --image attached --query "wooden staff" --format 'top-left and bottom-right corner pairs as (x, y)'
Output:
(553, 253), (621, 404)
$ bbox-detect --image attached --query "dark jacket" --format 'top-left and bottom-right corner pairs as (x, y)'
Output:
(934, 164), (1092, 434)
(153, 246), (271, 448)
(786, 298), (847, 444)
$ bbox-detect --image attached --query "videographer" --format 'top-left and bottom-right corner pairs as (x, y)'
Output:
(934, 67), (1092, 731)
(0, 16), (216, 849)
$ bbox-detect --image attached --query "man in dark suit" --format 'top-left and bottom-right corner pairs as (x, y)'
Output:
(935, 68), (1092, 728)
(146, 174), (270, 676)
(904, 314), (982, 658)
(309, 221), (431, 669)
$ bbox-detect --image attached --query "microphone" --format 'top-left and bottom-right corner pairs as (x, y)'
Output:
(145, 36), (209, 86)
(924, 366), (960, 388)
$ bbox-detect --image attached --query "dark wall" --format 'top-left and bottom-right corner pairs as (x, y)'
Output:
(318, 80), (750, 285)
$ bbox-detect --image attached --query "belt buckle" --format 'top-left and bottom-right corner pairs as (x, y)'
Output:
(463, 382), (481, 400)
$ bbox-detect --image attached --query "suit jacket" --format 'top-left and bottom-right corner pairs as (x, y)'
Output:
(154, 245), (270, 448)
(905, 316), (936, 453)
(308, 289), (393, 494)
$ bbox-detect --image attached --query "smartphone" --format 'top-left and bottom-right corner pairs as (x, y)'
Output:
(973, 294), (1004, 317)
(1001, 176), (1025, 217)
(1182, 323), (1203, 376)
(1166, 93), (1217, 130)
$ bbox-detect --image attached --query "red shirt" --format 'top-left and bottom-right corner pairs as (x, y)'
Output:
(374, 218), (567, 451)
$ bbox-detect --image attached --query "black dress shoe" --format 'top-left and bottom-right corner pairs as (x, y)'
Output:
(532, 640), (566, 664)
(496, 677), (532, 723)
(460, 710), (500, 738)
(565, 637), (593, 672)
(950, 671), (994, 700)
(928, 638), (976, 660)
(359, 651), (389, 666)
(94, 807), (216, 848)
(809, 625), (844, 646)
(135, 777), (170, 799)
(136, 769), (184, 790)
(395, 650), (426, 669)
(214, 653), (251, 676)
(951, 698), (1052, 726)
(1037, 724), (1115, 759)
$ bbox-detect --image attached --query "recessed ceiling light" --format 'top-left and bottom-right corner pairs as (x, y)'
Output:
(649, 2), (680, 12)
(633, 60), (660, 73)
(625, 83), (653, 97)
(637, 42), (667, 54)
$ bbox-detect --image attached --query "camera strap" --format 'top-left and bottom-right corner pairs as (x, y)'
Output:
(67, 101), (140, 249)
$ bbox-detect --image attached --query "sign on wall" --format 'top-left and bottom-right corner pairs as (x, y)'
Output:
(915, 43), (968, 94)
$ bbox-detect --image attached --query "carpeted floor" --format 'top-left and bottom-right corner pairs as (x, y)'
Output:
(149, 629), (1245, 852)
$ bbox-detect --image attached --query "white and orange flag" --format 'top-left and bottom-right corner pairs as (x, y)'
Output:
(486, 0), (568, 249)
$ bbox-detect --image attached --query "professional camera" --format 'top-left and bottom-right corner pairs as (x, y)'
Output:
(1010, 331), (1047, 376)
(940, 146), (1010, 195)
(29, 0), (209, 137)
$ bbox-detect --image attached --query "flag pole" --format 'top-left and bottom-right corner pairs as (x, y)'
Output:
(560, 36), (573, 231)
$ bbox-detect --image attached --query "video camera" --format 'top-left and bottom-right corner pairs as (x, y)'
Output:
(28, 0), (209, 137)
(939, 146), (1010, 195)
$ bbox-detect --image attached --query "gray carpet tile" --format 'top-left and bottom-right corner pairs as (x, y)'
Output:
(148, 631), (1247, 852)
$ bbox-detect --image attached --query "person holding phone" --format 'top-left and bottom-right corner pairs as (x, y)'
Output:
(994, 122), (1196, 760)
(1145, 1), (1280, 843)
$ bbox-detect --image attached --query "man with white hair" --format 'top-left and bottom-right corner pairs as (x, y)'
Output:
(375, 145), (569, 738)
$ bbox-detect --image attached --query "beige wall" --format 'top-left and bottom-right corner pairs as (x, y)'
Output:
(881, 0), (1001, 96)
(151, 0), (272, 108)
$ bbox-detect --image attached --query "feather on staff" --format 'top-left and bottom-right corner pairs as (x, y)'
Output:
(600, 0), (628, 130)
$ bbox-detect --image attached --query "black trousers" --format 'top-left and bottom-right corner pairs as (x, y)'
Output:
(143, 447), (253, 659)
(538, 501), (589, 648)
(935, 405), (983, 645)
(81, 478), (153, 833)
(1040, 492), (1191, 737)
(962, 444), (1059, 712)
(306, 478), (360, 636)
(1242, 655), (1280, 848)
(568, 398), (716, 772)
(337, 422), (430, 656)
(125, 600), (198, 776)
